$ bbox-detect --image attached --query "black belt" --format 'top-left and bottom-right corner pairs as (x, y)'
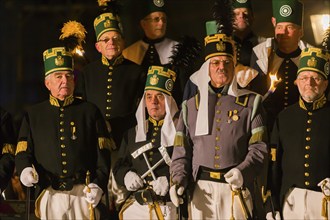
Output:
(197, 166), (232, 183)
(47, 173), (86, 191)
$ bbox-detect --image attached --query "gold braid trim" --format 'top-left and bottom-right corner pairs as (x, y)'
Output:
(249, 127), (267, 145)
(270, 147), (277, 162)
(2, 144), (15, 155)
(15, 141), (28, 155)
(119, 197), (135, 220)
(299, 94), (327, 111)
(98, 137), (116, 150)
(174, 132), (184, 147)
(321, 195), (330, 219)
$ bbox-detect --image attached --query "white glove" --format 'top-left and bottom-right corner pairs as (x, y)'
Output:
(124, 171), (144, 191)
(169, 185), (184, 207)
(20, 167), (38, 187)
(318, 177), (330, 195)
(83, 183), (103, 208)
(150, 176), (169, 196)
(224, 168), (243, 189)
(266, 211), (281, 220)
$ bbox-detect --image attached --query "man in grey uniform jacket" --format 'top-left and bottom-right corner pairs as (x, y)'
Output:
(169, 22), (268, 219)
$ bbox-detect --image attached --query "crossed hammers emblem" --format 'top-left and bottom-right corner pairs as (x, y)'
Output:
(131, 142), (172, 180)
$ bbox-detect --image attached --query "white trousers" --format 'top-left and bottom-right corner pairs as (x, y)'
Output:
(282, 187), (330, 219)
(121, 199), (177, 220)
(37, 184), (99, 220)
(191, 180), (253, 220)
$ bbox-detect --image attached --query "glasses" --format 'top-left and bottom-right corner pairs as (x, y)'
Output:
(144, 16), (167, 23)
(209, 59), (231, 68)
(297, 76), (324, 83)
(98, 36), (122, 44)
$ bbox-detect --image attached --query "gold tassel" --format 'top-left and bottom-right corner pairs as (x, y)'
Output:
(321, 196), (330, 220)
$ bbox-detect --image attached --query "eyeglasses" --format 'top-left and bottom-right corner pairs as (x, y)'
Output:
(209, 59), (231, 68)
(297, 76), (324, 83)
(98, 36), (122, 44)
(144, 16), (167, 23)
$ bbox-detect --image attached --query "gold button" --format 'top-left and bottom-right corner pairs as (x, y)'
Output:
(215, 146), (220, 150)
(305, 181), (310, 186)
(216, 127), (220, 131)
(305, 154), (309, 159)
(148, 173), (152, 177)
(153, 132), (157, 136)
(60, 114), (64, 117)
(304, 163), (309, 167)
(60, 108), (64, 111)
(149, 152), (153, 156)
(307, 119), (312, 124)
(106, 114), (110, 117)
(60, 137), (65, 140)
(62, 161), (67, 165)
(154, 127), (159, 131)
(285, 86), (289, 90)
(308, 112), (312, 116)
(60, 121), (64, 125)
(106, 107), (111, 110)
(284, 91), (288, 95)
(305, 145), (310, 150)
(216, 110), (221, 114)
(151, 139), (155, 143)
(63, 170), (67, 174)
(214, 155), (220, 159)
(286, 60), (289, 63)
(214, 164), (220, 168)
(304, 172), (309, 177)
(306, 137), (310, 141)
(148, 158), (153, 162)
(216, 119), (221, 123)
(306, 128), (311, 132)
(107, 99), (111, 103)
(215, 137), (219, 141)
(217, 102), (221, 106)
(60, 128), (64, 132)
(284, 97), (288, 100)
(62, 153), (66, 157)
(217, 94), (222, 98)
(61, 144), (65, 148)
(285, 81), (288, 85)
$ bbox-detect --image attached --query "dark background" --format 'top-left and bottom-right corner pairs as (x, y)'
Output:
(0, 0), (329, 118)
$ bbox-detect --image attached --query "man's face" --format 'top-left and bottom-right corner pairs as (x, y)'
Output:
(233, 8), (253, 32)
(272, 20), (303, 49)
(209, 56), (235, 88)
(145, 90), (166, 121)
(295, 71), (328, 103)
(45, 71), (75, 100)
(141, 12), (167, 40)
(95, 31), (124, 60)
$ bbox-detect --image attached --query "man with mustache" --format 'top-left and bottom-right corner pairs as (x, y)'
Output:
(169, 19), (268, 219)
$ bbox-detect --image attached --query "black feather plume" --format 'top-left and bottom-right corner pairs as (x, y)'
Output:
(213, 0), (234, 35)
(322, 27), (330, 52)
(98, 0), (121, 15)
(168, 35), (202, 72)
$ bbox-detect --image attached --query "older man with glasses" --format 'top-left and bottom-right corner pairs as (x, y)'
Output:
(74, 10), (145, 219)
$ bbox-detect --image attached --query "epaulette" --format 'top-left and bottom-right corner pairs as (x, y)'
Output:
(235, 94), (249, 107)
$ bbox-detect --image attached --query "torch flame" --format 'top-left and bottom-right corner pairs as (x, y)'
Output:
(269, 72), (282, 93)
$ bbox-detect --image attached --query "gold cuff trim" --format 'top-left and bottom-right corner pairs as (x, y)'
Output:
(174, 132), (184, 147)
(249, 127), (267, 144)
(2, 144), (15, 155)
(15, 141), (28, 155)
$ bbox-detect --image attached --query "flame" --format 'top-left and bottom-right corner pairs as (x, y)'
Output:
(269, 72), (282, 93)
(75, 48), (84, 57)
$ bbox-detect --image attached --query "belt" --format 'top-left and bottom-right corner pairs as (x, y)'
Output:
(198, 166), (232, 183)
(48, 172), (86, 191)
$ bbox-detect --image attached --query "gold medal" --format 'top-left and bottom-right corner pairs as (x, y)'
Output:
(232, 115), (239, 121)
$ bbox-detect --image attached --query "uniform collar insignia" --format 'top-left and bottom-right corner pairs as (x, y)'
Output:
(49, 94), (74, 107)
(299, 94), (327, 111)
(148, 116), (164, 127)
(101, 54), (124, 67)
